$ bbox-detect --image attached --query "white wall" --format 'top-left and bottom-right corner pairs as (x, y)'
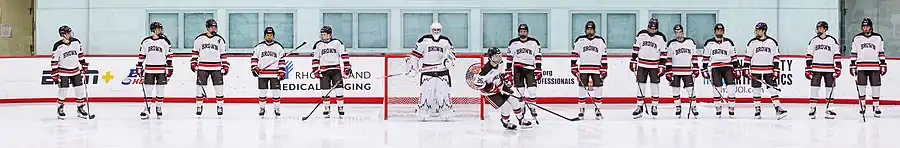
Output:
(35, 0), (839, 55)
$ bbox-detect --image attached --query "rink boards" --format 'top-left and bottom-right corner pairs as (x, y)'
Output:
(0, 55), (897, 104)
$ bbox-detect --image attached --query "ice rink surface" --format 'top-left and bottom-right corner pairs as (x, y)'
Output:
(0, 102), (897, 148)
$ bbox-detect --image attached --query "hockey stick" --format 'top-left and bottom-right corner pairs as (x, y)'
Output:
(301, 80), (343, 121)
(635, 78), (649, 115)
(81, 75), (96, 119)
(687, 82), (696, 119)
(574, 77), (602, 119)
(749, 75), (781, 91)
(260, 41), (307, 70)
(854, 75), (867, 122)
(514, 88), (539, 124)
(139, 77), (151, 119)
(525, 102), (581, 121)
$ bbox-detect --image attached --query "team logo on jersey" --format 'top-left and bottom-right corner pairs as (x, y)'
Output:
(641, 41), (658, 48)
(582, 46), (599, 52)
(427, 46), (445, 53)
(754, 47), (772, 53)
(515, 48), (533, 55)
(711, 49), (728, 55)
(148, 46), (164, 52)
(40, 69), (101, 85)
(861, 43), (876, 49)
(675, 48), (692, 55)
(814, 45), (832, 51)
(322, 48), (338, 54)
(201, 43), (219, 50)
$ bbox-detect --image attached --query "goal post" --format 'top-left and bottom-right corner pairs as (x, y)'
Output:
(382, 54), (485, 120)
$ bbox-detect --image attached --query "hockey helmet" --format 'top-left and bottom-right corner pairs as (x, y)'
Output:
(320, 26), (333, 34)
(755, 22), (768, 31)
(648, 18), (659, 29)
(673, 24), (684, 32)
(518, 24), (529, 31)
(264, 27), (275, 35)
(816, 21), (828, 31)
(150, 22), (163, 31)
(205, 19), (217, 28)
(58, 25), (72, 37)
(862, 18), (873, 27)
(714, 23), (725, 31)
(585, 21), (596, 29)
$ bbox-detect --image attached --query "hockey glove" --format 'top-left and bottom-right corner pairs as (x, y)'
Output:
(222, 65), (230, 75)
(804, 68), (812, 80)
(251, 68), (259, 77)
(600, 70), (608, 80)
(165, 67), (173, 79)
(692, 69), (700, 78)
(629, 61), (638, 72)
(504, 72), (514, 86)
(570, 68), (579, 77)
(81, 64), (89, 75)
(534, 69), (543, 80)
(665, 72), (674, 82)
(834, 69), (841, 78)
(278, 70), (286, 80)
(849, 66), (857, 76)
(136, 66), (144, 78)
(701, 68), (710, 79)
(312, 68), (322, 79)
(191, 63), (198, 73)
(742, 68), (751, 79)
(881, 66), (888, 76)
(732, 68), (741, 79)
(51, 72), (59, 83)
(343, 66), (352, 77)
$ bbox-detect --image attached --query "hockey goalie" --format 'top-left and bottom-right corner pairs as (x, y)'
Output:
(466, 48), (534, 130)
(407, 22), (457, 120)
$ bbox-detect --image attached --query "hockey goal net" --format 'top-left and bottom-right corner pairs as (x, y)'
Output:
(383, 54), (485, 120)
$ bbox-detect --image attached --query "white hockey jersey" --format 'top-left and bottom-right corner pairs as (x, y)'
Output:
(409, 35), (455, 73)
(191, 33), (228, 70)
(312, 39), (348, 71)
(138, 35), (173, 74)
(744, 36), (780, 74)
(851, 33), (886, 71)
(632, 29), (668, 68)
(477, 62), (511, 96)
(50, 38), (87, 76)
(506, 37), (542, 70)
(806, 35), (841, 72)
(571, 35), (608, 74)
(665, 38), (699, 75)
(252, 41), (286, 78)
(702, 37), (738, 69)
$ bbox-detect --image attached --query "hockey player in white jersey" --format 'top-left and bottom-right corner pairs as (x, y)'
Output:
(137, 22), (173, 119)
(191, 19), (229, 117)
(471, 48), (533, 130)
(851, 18), (887, 118)
(408, 22), (456, 120)
(805, 21), (841, 119)
(664, 24), (700, 119)
(743, 22), (788, 120)
(312, 26), (351, 118)
(504, 23), (542, 119)
(51, 25), (95, 119)
(571, 21), (606, 120)
(252, 27), (286, 117)
(630, 18), (667, 119)
(701, 23), (740, 118)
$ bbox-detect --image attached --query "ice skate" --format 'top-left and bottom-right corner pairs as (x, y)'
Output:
(728, 106), (736, 118)
(577, 108), (585, 120)
(500, 117), (517, 130)
(155, 106), (163, 118)
(273, 107), (281, 117)
(632, 104), (645, 119)
(195, 105), (203, 116)
(808, 107), (817, 119)
(76, 104), (95, 119)
(594, 107), (603, 120)
(338, 106), (345, 119)
(675, 105), (683, 118)
(775, 106), (788, 120)
(517, 116), (533, 129)
(873, 105), (882, 118)
(140, 107), (151, 120)
(754, 106), (762, 119)
(650, 104), (659, 119)
(57, 104), (66, 120)
(258, 107), (266, 117)
(323, 106), (332, 118)
(715, 106), (723, 118)
(438, 104), (453, 121)
(216, 106), (223, 118)
(689, 104), (699, 119)
(824, 107), (837, 119)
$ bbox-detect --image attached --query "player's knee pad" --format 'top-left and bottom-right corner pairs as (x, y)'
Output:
(726, 85), (736, 97)
(271, 89), (280, 98)
(195, 85), (206, 97)
(672, 87), (682, 97)
(578, 87), (587, 98)
(752, 88), (762, 97)
(74, 86), (86, 98)
(143, 85), (154, 96)
(155, 85), (165, 97)
(57, 88), (68, 99)
(259, 89), (268, 98)
(873, 86), (881, 97)
(649, 83), (660, 97)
